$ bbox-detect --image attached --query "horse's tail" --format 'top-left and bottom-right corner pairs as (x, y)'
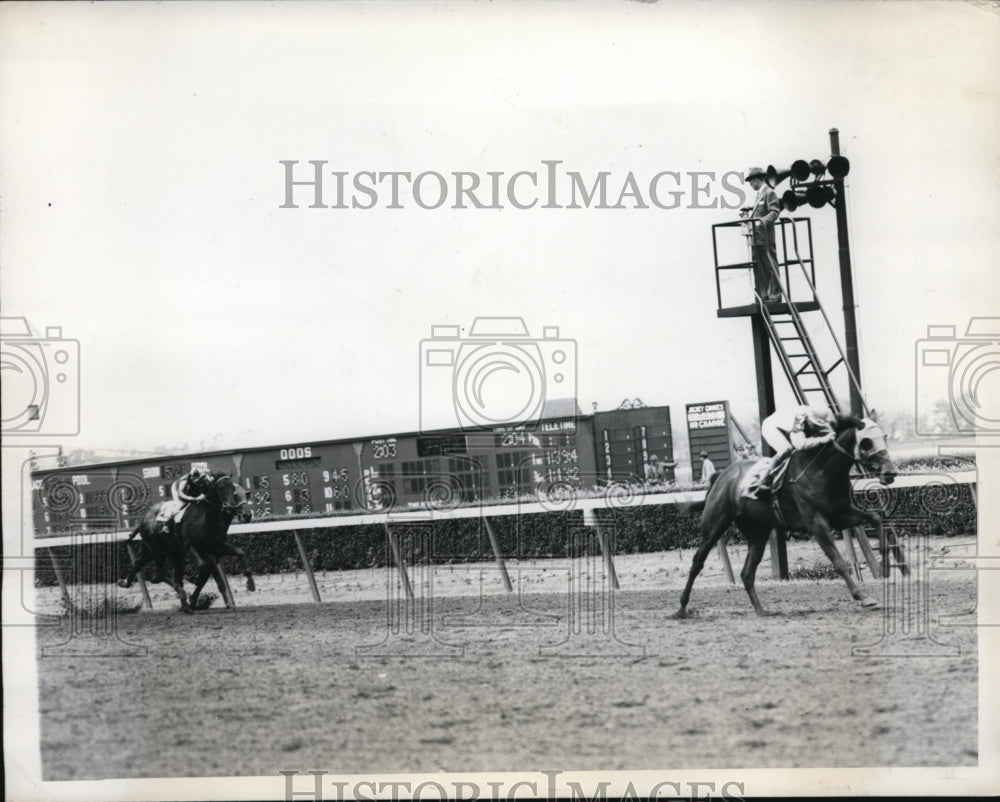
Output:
(677, 473), (720, 516)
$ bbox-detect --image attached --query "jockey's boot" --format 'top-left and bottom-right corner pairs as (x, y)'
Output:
(746, 474), (770, 500)
(754, 473), (774, 498)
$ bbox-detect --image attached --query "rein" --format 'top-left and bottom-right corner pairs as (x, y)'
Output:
(199, 475), (238, 513)
(786, 430), (857, 485)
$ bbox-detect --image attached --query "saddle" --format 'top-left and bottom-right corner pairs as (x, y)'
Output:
(741, 452), (793, 500)
(155, 500), (184, 523)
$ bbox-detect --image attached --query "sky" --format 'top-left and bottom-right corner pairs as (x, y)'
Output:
(1, 1), (998, 466)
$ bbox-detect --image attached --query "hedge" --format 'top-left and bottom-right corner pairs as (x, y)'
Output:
(33, 479), (976, 587)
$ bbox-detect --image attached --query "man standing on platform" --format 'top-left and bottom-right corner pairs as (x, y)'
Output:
(744, 166), (781, 302)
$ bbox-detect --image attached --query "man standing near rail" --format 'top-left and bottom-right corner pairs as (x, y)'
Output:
(699, 451), (716, 483)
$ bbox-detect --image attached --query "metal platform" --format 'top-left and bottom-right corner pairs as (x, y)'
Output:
(717, 300), (821, 319)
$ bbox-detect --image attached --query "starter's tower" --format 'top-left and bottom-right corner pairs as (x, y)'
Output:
(712, 128), (872, 576)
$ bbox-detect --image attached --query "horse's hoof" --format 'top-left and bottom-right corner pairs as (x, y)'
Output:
(860, 596), (879, 608)
(670, 609), (688, 620)
(181, 606), (195, 615)
(246, 579), (256, 592)
(116, 579), (130, 589)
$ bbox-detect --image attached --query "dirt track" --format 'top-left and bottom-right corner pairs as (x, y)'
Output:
(35, 539), (978, 779)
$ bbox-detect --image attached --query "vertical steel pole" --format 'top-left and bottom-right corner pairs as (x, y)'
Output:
(717, 536), (735, 584)
(830, 127), (864, 417)
(751, 313), (788, 579)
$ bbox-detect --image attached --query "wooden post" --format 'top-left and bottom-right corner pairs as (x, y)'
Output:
(47, 547), (71, 607)
(293, 532), (321, 603)
(717, 535), (736, 584)
(483, 517), (513, 593)
(384, 523), (414, 600)
(584, 509), (620, 591)
(851, 525), (882, 580)
(768, 530), (789, 579)
(124, 542), (153, 610)
(841, 528), (861, 581)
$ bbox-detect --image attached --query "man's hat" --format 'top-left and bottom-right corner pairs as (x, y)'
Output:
(745, 167), (766, 180)
(700, 450), (709, 457)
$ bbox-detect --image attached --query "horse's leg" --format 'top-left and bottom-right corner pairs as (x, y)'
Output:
(118, 544), (148, 589)
(809, 513), (878, 608)
(187, 546), (213, 608)
(215, 542), (255, 592)
(672, 504), (735, 619)
(156, 552), (191, 613)
(737, 524), (772, 616)
(837, 506), (910, 579)
(208, 557), (238, 609)
(211, 559), (228, 598)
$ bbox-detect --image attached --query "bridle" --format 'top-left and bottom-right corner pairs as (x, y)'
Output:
(200, 474), (240, 514)
(790, 424), (886, 483)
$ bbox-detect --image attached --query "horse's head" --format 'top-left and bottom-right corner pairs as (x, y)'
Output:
(205, 473), (243, 512)
(854, 417), (897, 485)
(232, 483), (254, 524)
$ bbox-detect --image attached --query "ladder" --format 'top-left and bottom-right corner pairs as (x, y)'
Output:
(755, 218), (870, 418)
(757, 295), (842, 412)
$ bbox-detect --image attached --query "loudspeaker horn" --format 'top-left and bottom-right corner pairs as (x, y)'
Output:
(766, 161), (813, 188)
(805, 184), (836, 208)
(827, 155), (850, 178)
(780, 190), (809, 211)
(765, 165), (792, 188)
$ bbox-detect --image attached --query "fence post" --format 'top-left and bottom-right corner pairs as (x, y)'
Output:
(293, 532), (321, 603)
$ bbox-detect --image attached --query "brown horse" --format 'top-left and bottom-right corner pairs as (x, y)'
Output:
(673, 415), (902, 617)
(119, 474), (254, 612)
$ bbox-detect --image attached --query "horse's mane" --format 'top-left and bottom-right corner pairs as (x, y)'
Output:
(834, 414), (865, 434)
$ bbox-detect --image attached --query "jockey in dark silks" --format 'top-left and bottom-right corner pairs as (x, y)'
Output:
(747, 405), (836, 498)
(158, 463), (212, 538)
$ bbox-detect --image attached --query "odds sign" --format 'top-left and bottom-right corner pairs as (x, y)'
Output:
(686, 401), (734, 476)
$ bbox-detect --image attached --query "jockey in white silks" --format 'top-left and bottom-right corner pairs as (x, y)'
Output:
(747, 405), (837, 498)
